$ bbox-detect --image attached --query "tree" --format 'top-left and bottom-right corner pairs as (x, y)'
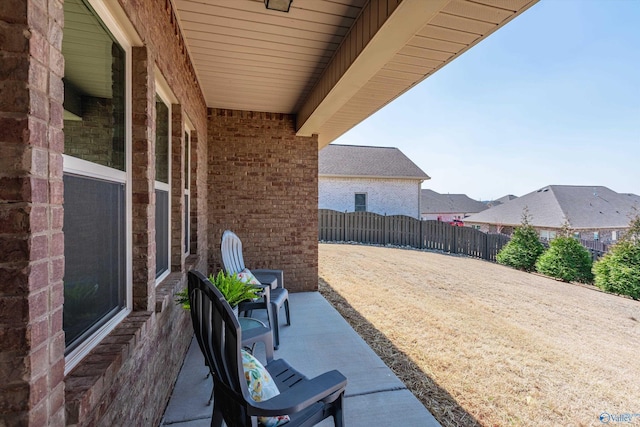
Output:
(535, 236), (594, 283)
(496, 208), (545, 272)
(593, 213), (640, 299)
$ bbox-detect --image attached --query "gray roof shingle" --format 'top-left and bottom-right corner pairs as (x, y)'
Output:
(319, 144), (429, 179)
(421, 189), (488, 214)
(465, 185), (640, 229)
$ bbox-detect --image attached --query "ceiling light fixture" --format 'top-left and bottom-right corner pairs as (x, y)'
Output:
(264, 0), (292, 13)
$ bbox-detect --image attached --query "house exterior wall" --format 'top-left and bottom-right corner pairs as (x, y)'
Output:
(208, 109), (319, 292)
(319, 177), (421, 218)
(0, 1), (210, 426)
(421, 213), (467, 222)
(467, 223), (625, 244)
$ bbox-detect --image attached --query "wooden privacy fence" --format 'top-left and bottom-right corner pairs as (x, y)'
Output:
(318, 209), (511, 262)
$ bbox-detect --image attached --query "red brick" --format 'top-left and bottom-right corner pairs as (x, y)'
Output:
(28, 116), (47, 147)
(49, 71), (63, 104)
(49, 179), (63, 205)
(27, 317), (48, 348)
(28, 261), (49, 292)
(49, 44), (64, 79)
(0, 295), (28, 324)
(0, 117), (28, 146)
(29, 88), (48, 121)
(51, 206), (63, 230)
(0, 383), (29, 412)
(49, 99), (63, 129)
(50, 257), (63, 282)
(0, 205), (30, 234)
(0, 1), (27, 24)
(0, 54), (29, 82)
(0, 235), (29, 263)
(0, 326), (27, 352)
(29, 398), (48, 427)
(30, 205), (48, 233)
(0, 80), (29, 114)
(49, 126), (63, 152)
(26, 2), (47, 38)
(31, 177), (48, 203)
(29, 234), (47, 261)
(28, 289), (48, 321)
(0, 265), (29, 296)
(50, 231), (63, 257)
(29, 373), (48, 407)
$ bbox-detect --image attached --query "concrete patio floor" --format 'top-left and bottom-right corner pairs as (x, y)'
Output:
(159, 292), (440, 427)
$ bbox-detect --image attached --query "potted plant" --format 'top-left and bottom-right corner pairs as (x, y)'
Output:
(176, 271), (261, 316)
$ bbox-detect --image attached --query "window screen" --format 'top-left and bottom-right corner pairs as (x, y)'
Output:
(355, 193), (367, 212)
(155, 189), (169, 278)
(63, 174), (126, 352)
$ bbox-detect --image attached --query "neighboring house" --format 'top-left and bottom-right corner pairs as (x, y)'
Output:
(465, 185), (640, 243)
(319, 145), (430, 218)
(420, 189), (488, 221)
(485, 194), (518, 208)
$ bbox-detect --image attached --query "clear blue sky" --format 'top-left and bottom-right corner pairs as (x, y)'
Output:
(333, 0), (640, 201)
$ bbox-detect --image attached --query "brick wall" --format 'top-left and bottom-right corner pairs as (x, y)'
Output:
(208, 109), (319, 292)
(60, 0), (210, 424)
(319, 176), (422, 218)
(0, 0), (66, 425)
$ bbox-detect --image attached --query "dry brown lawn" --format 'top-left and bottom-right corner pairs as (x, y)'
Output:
(318, 243), (640, 427)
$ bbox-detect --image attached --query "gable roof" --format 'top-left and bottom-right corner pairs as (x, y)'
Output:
(421, 189), (488, 214)
(465, 185), (640, 229)
(319, 144), (430, 180)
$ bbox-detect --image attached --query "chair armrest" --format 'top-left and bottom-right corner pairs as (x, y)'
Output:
(252, 269), (284, 290)
(247, 370), (347, 416)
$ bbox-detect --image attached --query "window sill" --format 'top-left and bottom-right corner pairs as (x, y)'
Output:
(65, 311), (153, 424)
(154, 254), (200, 313)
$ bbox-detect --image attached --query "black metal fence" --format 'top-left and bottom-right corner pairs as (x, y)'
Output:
(318, 209), (511, 262)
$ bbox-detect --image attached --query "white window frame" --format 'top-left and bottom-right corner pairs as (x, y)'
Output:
(63, 0), (137, 374)
(154, 78), (174, 285)
(183, 120), (193, 256)
(355, 192), (367, 212)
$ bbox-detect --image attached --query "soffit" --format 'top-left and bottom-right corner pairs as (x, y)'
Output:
(173, 0), (537, 147)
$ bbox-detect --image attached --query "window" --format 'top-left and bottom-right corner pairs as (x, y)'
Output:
(594, 232), (599, 241)
(612, 230), (617, 241)
(184, 127), (191, 255)
(155, 94), (170, 282)
(62, 0), (132, 369)
(355, 193), (367, 212)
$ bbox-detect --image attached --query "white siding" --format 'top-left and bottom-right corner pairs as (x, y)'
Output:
(319, 177), (421, 218)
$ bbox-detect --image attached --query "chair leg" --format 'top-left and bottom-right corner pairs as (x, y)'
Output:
(271, 302), (280, 350)
(333, 393), (345, 427)
(284, 299), (291, 326)
(211, 403), (224, 427)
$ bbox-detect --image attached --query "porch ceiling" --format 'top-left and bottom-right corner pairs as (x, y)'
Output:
(173, 0), (537, 148)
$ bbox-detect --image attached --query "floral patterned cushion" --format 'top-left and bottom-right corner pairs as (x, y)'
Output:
(241, 349), (290, 427)
(237, 268), (261, 285)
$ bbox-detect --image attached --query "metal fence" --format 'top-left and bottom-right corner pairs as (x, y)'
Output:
(318, 209), (511, 262)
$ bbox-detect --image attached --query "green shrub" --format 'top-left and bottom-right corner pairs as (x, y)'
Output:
(535, 237), (594, 283)
(497, 220), (545, 272)
(593, 214), (640, 299)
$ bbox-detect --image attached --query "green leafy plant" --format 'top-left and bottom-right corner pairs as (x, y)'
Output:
(593, 214), (640, 299)
(496, 208), (545, 272)
(209, 271), (261, 307)
(175, 271), (261, 310)
(535, 236), (594, 283)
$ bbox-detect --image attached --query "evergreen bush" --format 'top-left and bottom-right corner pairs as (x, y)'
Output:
(496, 210), (545, 272)
(593, 214), (640, 299)
(535, 236), (594, 283)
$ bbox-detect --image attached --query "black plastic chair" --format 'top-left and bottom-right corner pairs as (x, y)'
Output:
(187, 270), (347, 427)
(221, 230), (291, 349)
(187, 271), (274, 405)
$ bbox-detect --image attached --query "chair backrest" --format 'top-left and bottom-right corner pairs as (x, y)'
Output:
(187, 270), (253, 425)
(221, 230), (246, 275)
